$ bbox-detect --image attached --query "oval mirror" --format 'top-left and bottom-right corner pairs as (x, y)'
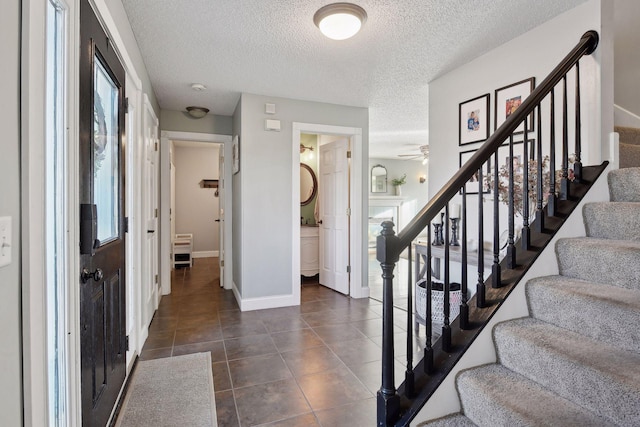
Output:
(371, 164), (387, 193)
(300, 164), (317, 206)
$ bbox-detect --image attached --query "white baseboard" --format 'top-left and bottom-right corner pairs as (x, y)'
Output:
(192, 250), (219, 258)
(237, 292), (299, 312)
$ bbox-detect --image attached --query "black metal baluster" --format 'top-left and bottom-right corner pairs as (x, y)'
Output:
(443, 205), (451, 353)
(535, 104), (545, 233)
(548, 88), (557, 216)
(521, 117), (531, 251)
(376, 222), (400, 426)
(477, 168), (486, 308)
(574, 61), (583, 181)
(460, 187), (470, 330)
(405, 244), (415, 398)
(506, 135), (516, 269)
(492, 151), (501, 288)
(560, 75), (570, 200)
(424, 225), (433, 374)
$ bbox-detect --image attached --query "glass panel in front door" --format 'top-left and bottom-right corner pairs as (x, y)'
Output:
(93, 57), (119, 244)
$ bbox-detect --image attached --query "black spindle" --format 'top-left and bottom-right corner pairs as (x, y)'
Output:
(405, 244), (415, 398)
(548, 88), (557, 216)
(424, 225), (433, 374)
(492, 151), (501, 288)
(521, 117), (531, 251)
(442, 206), (452, 352)
(560, 75), (570, 200)
(574, 61), (583, 181)
(506, 135), (516, 269)
(535, 104), (545, 233)
(460, 187), (470, 330)
(476, 168), (486, 308)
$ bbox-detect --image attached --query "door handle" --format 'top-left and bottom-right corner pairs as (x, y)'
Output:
(81, 267), (104, 283)
(318, 220), (323, 224)
(147, 230), (155, 233)
(215, 219), (221, 222)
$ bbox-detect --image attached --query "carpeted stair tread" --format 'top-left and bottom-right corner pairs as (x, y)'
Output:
(556, 237), (640, 290)
(494, 317), (640, 426)
(615, 126), (640, 146)
(418, 413), (477, 427)
(583, 202), (640, 241)
(608, 167), (640, 201)
(527, 275), (640, 353)
(456, 364), (614, 427)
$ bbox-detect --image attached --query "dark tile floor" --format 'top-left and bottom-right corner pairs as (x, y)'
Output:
(139, 257), (427, 427)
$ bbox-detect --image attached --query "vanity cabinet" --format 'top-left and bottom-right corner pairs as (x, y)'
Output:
(301, 226), (319, 277)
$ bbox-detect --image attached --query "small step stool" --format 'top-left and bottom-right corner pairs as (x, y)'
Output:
(173, 233), (193, 268)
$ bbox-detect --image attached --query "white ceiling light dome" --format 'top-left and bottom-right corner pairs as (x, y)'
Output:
(313, 3), (367, 41)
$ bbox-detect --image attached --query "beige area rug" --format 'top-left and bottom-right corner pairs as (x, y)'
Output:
(116, 352), (217, 427)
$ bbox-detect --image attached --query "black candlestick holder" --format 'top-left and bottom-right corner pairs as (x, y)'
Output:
(432, 223), (443, 246)
(450, 218), (460, 246)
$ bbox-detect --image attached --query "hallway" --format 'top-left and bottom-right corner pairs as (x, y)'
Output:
(139, 258), (425, 426)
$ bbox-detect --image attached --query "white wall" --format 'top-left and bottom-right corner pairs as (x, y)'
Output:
(236, 93), (368, 302)
(428, 0), (610, 241)
(174, 145), (220, 253)
(0, 0), (23, 424)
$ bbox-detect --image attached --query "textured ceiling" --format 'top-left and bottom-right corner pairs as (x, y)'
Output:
(121, 0), (588, 158)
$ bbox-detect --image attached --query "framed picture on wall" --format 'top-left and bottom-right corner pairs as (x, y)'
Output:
(494, 77), (535, 133)
(459, 93), (490, 146)
(232, 135), (239, 174)
(459, 149), (491, 194)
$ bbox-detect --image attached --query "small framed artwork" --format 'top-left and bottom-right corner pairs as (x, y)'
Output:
(459, 93), (490, 146)
(232, 135), (240, 174)
(459, 149), (491, 194)
(494, 77), (535, 133)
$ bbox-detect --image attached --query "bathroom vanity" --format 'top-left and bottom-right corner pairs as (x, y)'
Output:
(300, 225), (319, 277)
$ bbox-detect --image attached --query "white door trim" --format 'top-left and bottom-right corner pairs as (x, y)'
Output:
(159, 131), (233, 295)
(292, 123), (368, 300)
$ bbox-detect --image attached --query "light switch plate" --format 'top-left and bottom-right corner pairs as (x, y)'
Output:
(265, 119), (281, 131)
(0, 216), (12, 268)
(265, 103), (276, 114)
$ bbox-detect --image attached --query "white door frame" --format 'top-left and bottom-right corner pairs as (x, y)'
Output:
(159, 131), (233, 294)
(292, 123), (368, 301)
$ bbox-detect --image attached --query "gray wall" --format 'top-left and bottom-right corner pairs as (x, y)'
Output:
(0, 0), (23, 424)
(160, 109), (233, 135)
(237, 93), (368, 300)
(614, 0), (640, 117)
(174, 145), (220, 253)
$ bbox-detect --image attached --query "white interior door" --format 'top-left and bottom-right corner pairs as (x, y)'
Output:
(319, 138), (350, 295)
(218, 149), (225, 287)
(142, 111), (159, 328)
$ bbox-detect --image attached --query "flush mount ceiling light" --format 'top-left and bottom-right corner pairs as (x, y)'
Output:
(186, 106), (209, 119)
(313, 3), (367, 41)
(191, 83), (207, 91)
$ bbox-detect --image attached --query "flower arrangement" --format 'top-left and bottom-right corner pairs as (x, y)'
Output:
(391, 174), (407, 186)
(485, 155), (575, 219)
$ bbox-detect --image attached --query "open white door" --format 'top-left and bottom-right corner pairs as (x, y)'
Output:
(218, 149), (225, 287)
(319, 138), (350, 295)
(142, 107), (159, 329)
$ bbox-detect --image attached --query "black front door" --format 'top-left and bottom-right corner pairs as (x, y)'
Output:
(79, 0), (126, 425)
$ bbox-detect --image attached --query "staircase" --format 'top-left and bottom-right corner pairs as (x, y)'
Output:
(422, 167), (640, 426)
(616, 126), (640, 168)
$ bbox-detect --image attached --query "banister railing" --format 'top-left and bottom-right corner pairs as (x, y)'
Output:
(377, 30), (599, 426)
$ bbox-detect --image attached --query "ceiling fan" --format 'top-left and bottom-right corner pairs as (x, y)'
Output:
(398, 145), (429, 164)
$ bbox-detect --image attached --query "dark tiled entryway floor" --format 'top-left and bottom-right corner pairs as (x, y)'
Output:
(140, 258), (425, 426)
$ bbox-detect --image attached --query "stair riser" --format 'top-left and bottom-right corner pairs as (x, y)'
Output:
(456, 366), (612, 427)
(583, 202), (640, 241)
(608, 168), (640, 202)
(556, 238), (640, 291)
(494, 322), (640, 426)
(527, 278), (640, 354)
